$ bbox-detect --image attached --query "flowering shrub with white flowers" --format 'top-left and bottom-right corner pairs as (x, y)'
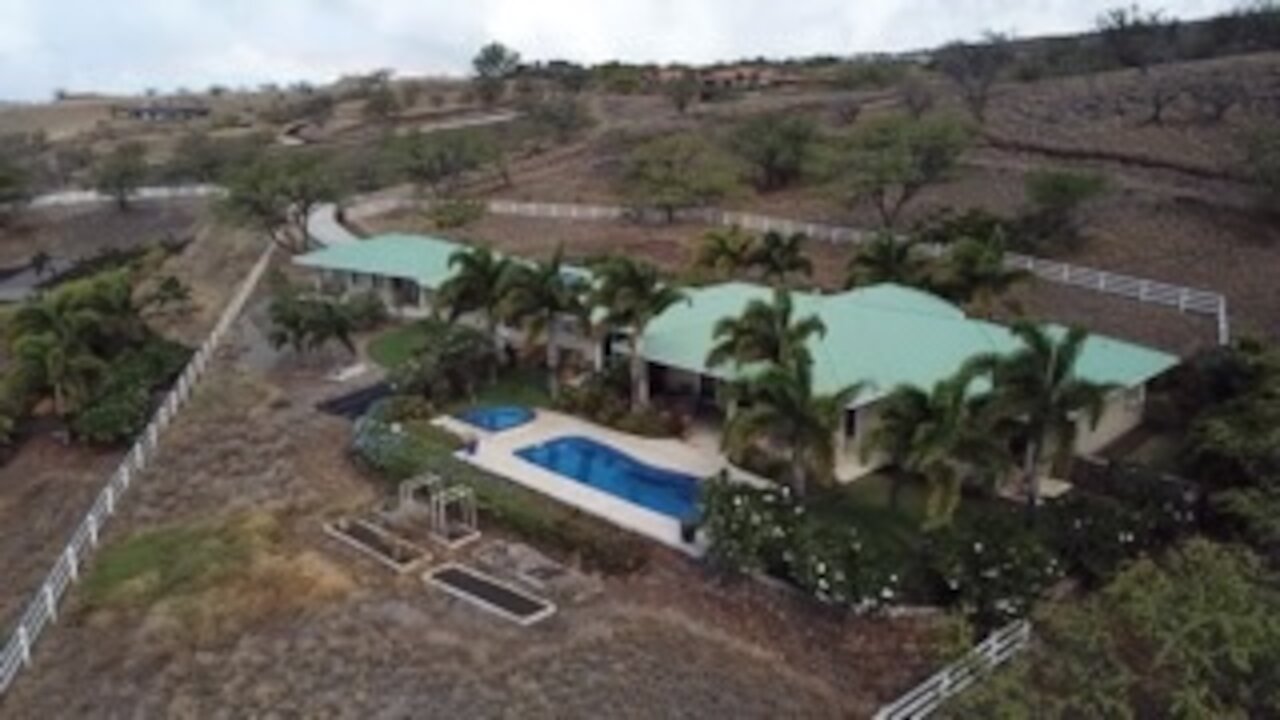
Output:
(925, 514), (1064, 628)
(702, 475), (907, 613)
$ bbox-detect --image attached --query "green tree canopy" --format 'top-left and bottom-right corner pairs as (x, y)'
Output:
(963, 322), (1115, 513)
(730, 113), (820, 192)
(953, 539), (1280, 719)
(222, 149), (344, 253)
(750, 231), (813, 284)
(706, 289), (826, 371)
(589, 256), (687, 410)
(472, 42), (521, 106)
(723, 359), (862, 496)
(620, 133), (740, 222)
(93, 142), (148, 211)
(830, 115), (971, 228)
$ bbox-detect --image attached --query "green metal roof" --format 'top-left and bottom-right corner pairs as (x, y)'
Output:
(295, 233), (464, 288)
(295, 233), (595, 291)
(642, 282), (1178, 404)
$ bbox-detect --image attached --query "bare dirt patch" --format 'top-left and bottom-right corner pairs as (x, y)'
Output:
(0, 201), (203, 267)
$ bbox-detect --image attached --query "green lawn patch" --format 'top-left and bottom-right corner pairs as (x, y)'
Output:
(82, 515), (271, 610)
(458, 366), (552, 411)
(368, 321), (433, 369)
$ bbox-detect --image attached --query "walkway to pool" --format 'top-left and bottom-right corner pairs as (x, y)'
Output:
(435, 409), (728, 554)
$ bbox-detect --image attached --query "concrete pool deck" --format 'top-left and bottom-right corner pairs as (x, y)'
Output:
(434, 409), (726, 553)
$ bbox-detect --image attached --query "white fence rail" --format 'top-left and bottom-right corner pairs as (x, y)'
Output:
(873, 619), (1031, 720)
(0, 245), (274, 698)
(466, 199), (1229, 344)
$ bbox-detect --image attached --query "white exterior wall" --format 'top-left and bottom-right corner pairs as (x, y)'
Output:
(836, 401), (889, 482)
(1075, 386), (1146, 456)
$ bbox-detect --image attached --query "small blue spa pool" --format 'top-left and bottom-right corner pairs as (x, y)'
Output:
(514, 436), (700, 521)
(456, 405), (535, 432)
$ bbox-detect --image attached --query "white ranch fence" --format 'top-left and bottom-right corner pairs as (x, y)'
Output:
(873, 619), (1031, 720)
(0, 245), (274, 698)
(477, 200), (1230, 345)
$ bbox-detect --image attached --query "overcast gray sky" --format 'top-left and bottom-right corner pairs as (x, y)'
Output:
(0, 0), (1235, 101)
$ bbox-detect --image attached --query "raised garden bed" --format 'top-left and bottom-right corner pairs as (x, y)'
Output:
(424, 563), (557, 626)
(324, 517), (430, 573)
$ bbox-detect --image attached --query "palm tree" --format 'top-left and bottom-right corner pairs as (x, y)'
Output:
(723, 359), (861, 496)
(10, 292), (107, 417)
(438, 246), (515, 355)
(750, 231), (813, 285)
(706, 289), (825, 371)
(865, 375), (1012, 529)
(937, 230), (1027, 316)
(963, 322), (1115, 514)
(695, 226), (756, 277)
(500, 246), (589, 397)
(589, 257), (687, 410)
(844, 231), (930, 289)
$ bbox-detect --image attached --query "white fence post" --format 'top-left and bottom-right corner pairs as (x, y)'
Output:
(17, 627), (29, 667)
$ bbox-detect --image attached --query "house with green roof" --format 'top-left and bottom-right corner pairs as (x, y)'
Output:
(635, 281), (1178, 479)
(296, 233), (1178, 481)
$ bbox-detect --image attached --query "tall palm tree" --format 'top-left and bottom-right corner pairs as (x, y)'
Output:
(938, 230), (1027, 316)
(724, 359), (861, 496)
(10, 292), (107, 417)
(750, 231), (813, 285)
(706, 289), (825, 371)
(695, 226), (756, 277)
(500, 246), (589, 397)
(865, 375), (1012, 529)
(589, 257), (687, 410)
(964, 322), (1115, 514)
(438, 246), (515, 356)
(844, 231), (930, 289)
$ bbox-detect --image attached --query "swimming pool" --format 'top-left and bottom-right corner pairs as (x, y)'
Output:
(514, 436), (700, 521)
(456, 405), (535, 432)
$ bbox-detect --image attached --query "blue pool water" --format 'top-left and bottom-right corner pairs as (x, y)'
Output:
(514, 436), (700, 521)
(456, 405), (535, 432)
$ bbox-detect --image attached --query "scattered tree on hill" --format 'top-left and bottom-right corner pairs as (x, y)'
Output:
(472, 42), (521, 107)
(1096, 4), (1177, 74)
(93, 142), (148, 211)
(396, 130), (501, 196)
(363, 82), (401, 123)
(1021, 169), (1107, 250)
(222, 150), (344, 253)
(666, 71), (701, 114)
(620, 133), (740, 222)
(935, 32), (1013, 123)
(706, 289), (825, 371)
(1242, 126), (1280, 215)
(589, 257), (687, 409)
(525, 96), (593, 144)
(750, 231), (813, 285)
(730, 113), (819, 192)
(899, 72), (936, 119)
(1186, 71), (1246, 124)
(831, 115), (971, 228)
(963, 323), (1115, 514)
(0, 153), (30, 226)
(844, 231), (930, 288)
